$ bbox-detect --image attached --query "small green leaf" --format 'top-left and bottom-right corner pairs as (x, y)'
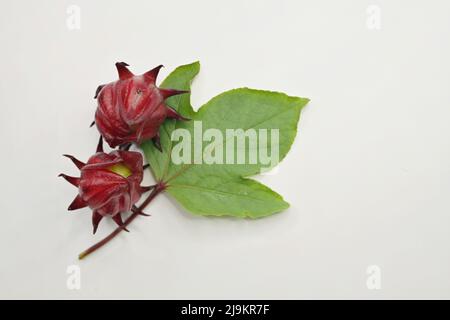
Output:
(141, 62), (309, 218)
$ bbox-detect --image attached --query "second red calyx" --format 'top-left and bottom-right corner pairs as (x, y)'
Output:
(59, 138), (153, 234)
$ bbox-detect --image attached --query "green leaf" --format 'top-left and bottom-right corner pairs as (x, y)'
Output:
(141, 62), (309, 218)
(141, 61), (200, 180)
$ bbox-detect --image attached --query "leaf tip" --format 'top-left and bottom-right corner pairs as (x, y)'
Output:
(291, 97), (311, 109)
(182, 60), (201, 72)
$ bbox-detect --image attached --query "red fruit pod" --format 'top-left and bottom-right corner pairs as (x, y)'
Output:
(94, 62), (189, 149)
(59, 143), (147, 234)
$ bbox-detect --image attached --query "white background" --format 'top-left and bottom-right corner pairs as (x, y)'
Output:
(0, 0), (449, 299)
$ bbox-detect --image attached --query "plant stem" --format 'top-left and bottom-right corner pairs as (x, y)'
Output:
(78, 182), (166, 260)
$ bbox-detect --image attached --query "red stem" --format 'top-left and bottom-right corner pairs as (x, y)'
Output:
(78, 183), (165, 260)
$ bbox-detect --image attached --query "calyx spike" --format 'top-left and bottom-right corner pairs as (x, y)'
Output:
(143, 65), (163, 83)
(68, 195), (87, 211)
(159, 88), (189, 99)
(94, 85), (105, 99)
(115, 62), (134, 80)
(58, 174), (80, 187)
(63, 154), (85, 169)
(152, 132), (162, 152)
(140, 185), (155, 193)
(96, 135), (104, 153)
(166, 106), (190, 121)
(132, 205), (150, 216)
(112, 214), (129, 232)
(92, 211), (103, 234)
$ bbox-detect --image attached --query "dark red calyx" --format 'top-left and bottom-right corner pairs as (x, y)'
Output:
(94, 62), (190, 149)
(59, 139), (146, 234)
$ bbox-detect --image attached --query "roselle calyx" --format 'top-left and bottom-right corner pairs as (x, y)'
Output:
(94, 62), (189, 150)
(59, 138), (151, 234)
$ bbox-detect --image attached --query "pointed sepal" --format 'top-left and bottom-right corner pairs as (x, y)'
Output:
(143, 65), (163, 84)
(112, 214), (129, 232)
(132, 205), (150, 217)
(58, 174), (80, 187)
(96, 135), (104, 153)
(94, 85), (105, 99)
(119, 143), (132, 151)
(68, 194), (87, 211)
(115, 62), (134, 80)
(166, 106), (190, 121)
(152, 133), (162, 152)
(140, 185), (155, 193)
(92, 211), (103, 234)
(63, 154), (85, 170)
(159, 88), (189, 99)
